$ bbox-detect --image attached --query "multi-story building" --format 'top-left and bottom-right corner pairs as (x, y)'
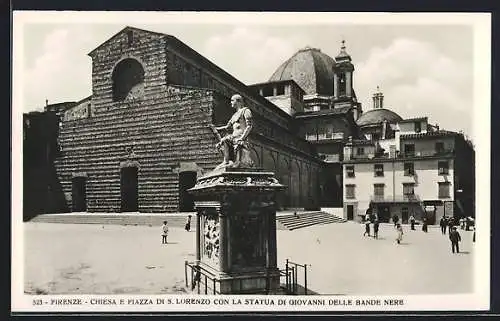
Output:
(342, 89), (475, 224)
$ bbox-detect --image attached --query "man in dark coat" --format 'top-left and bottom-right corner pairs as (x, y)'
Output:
(448, 217), (454, 235)
(449, 226), (462, 253)
(409, 215), (416, 231)
(373, 219), (380, 239)
(392, 215), (399, 227)
(439, 216), (447, 235)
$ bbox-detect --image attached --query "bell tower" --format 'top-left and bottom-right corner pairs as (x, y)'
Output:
(333, 40), (355, 100)
(332, 39), (362, 120)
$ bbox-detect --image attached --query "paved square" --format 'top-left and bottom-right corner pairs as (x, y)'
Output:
(24, 221), (474, 295)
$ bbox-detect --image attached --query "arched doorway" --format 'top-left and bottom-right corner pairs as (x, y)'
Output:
(71, 176), (87, 212)
(120, 166), (138, 212)
(179, 171), (197, 212)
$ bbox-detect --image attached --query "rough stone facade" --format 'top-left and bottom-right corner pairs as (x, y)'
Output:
(24, 26), (325, 216)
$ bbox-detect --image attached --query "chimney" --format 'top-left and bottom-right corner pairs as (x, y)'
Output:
(372, 86), (384, 109)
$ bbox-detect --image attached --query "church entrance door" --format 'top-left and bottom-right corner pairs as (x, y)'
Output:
(71, 176), (87, 212)
(179, 171), (197, 212)
(121, 166), (138, 212)
(347, 205), (354, 220)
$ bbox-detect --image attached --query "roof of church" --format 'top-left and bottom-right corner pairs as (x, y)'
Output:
(356, 108), (403, 127)
(294, 106), (352, 118)
(399, 116), (428, 123)
(400, 130), (459, 139)
(268, 47), (336, 96)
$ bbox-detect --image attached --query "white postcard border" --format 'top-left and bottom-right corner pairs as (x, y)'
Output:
(11, 11), (492, 312)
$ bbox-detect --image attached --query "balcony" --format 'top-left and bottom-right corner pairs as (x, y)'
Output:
(401, 149), (454, 158)
(370, 194), (421, 203)
(319, 154), (341, 163)
(346, 149), (454, 161)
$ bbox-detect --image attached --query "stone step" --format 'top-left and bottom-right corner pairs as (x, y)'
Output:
(30, 214), (193, 227)
(277, 212), (335, 224)
(283, 217), (340, 230)
(30, 211), (346, 230)
(283, 215), (345, 226)
(276, 211), (346, 231)
(287, 218), (344, 231)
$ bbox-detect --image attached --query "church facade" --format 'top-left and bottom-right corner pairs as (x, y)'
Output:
(23, 26), (474, 222)
(23, 26), (362, 218)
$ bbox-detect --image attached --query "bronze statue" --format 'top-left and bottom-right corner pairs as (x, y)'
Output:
(214, 94), (254, 169)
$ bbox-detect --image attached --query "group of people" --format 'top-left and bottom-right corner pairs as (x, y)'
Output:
(161, 215), (193, 245)
(439, 215), (475, 253)
(363, 213), (380, 239)
(459, 216), (475, 231)
(363, 210), (474, 252)
(439, 216), (456, 235)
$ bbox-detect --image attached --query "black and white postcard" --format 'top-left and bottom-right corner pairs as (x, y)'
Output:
(11, 11), (491, 312)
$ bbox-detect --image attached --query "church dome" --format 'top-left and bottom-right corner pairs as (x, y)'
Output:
(356, 108), (403, 127)
(269, 47), (336, 96)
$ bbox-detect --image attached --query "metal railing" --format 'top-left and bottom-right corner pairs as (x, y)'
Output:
(347, 149), (454, 161)
(184, 259), (309, 295)
(185, 261), (219, 295)
(370, 194), (421, 203)
(285, 259), (309, 295)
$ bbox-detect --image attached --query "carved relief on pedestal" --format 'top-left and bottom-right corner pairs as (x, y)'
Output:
(202, 214), (220, 266)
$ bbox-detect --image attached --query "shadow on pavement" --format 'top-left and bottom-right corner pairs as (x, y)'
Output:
(290, 284), (320, 295)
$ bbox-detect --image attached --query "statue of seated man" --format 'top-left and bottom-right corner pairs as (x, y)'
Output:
(214, 94), (254, 169)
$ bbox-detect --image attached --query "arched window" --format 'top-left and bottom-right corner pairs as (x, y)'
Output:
(112, 58), (145, 101)
(338, 73), (346, 96)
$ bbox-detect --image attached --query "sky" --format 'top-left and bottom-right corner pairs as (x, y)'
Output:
(15, 12), (486, 140)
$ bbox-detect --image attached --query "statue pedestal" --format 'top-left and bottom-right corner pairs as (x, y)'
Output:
(188, 167), (284, 294)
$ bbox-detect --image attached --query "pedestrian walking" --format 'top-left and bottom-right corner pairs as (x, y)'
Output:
(185, 215), (192, 232)
(393, 214), (399, 227)
(459, 218), (465, 230)
(373, 219), (380, 239)
(409, 215), (415, 230)
(161, 220), (169, 244)
(439, 216), (447, 235)
(448, 217), (454, 235)
(422, 217), (428, 233)
(449, 226), (461, 253)
(466, 216), (474, 231)
(395, 223), (404, 244)
(363, 214), (371, 237)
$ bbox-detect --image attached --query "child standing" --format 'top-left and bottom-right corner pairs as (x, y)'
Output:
(162, 221), (169, 244)
(185, 215), (192, 232)
(363, 214), (371, 237)
(396, 223), (404, 244)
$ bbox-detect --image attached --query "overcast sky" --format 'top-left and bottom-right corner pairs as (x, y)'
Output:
(16, 12), (486, 140)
